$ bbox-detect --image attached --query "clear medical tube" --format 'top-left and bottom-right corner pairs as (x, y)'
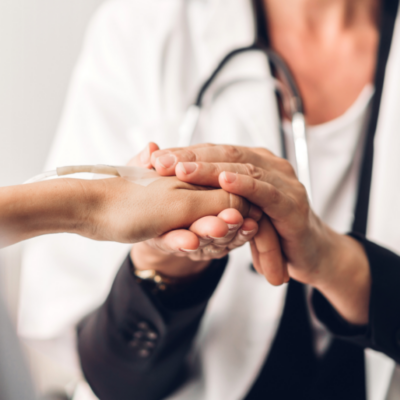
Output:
(24, 165), (161, 187)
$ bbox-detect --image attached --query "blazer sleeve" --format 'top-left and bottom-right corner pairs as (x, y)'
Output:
(312, 233), (400, 363)
(77, 255), (227, 400)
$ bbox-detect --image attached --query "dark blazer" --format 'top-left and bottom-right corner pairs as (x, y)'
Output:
(77, 235), (400, 400)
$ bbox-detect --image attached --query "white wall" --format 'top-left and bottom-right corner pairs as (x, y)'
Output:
(0, 0), (105, 187)
(0, 1), (105, 395)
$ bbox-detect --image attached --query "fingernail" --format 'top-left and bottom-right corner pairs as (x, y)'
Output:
(223, 171), (237, 183)
(157, 154), (177, 169)
(178, 162), (197, 175)
(228, 224), (240, 231)
(140, 145), (150, 165)
(241, 229), (255, 236)
(180, 248), (197, 252)
(207, 235), (225, 240)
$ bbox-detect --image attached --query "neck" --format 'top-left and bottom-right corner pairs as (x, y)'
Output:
(263, 0), (379, 34)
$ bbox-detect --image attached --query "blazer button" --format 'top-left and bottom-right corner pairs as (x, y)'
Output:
(146, 331), (158, 341)
(138, 349), (151, 358)
(133, 330), (145, 339)
(137, 322), (150, 330)
(128, 321), (159, 357)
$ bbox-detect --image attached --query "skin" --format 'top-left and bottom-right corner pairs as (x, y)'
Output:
(141, 0), (380, 325)
(0, 170), (257, 251)
(130, 143), (261, 279)
(264, 0), (379, 124)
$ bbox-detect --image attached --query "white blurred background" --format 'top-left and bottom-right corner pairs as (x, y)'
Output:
(0, 0), (104, 396)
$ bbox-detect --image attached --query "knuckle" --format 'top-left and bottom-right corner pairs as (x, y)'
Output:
(182, 150), (197, 162)
(279, 159), (296, 176)
(296, 184), (310, 214)
(250, 177), (258, 194)
(212, 163), (223, 175)
(222, 145), (241, 161)
(244, 163), (263, 179)
(255, 147), (273, 156)
(268, 186), (281, 204)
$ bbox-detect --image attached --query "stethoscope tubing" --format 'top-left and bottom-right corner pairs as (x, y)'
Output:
(178, 43), (313, 203)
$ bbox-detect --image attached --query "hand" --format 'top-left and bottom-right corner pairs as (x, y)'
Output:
(128, 144), (261, 279)
(84, 170), (255, 245)
(150, 143), (371, 325)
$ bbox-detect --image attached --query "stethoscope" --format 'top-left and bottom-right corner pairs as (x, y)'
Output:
(177, 42), (313, 202)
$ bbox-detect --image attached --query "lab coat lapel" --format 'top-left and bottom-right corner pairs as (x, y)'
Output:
(364, 4), (400, 400)
(190, 0), (255, 82)
(189, 0), (282, 153)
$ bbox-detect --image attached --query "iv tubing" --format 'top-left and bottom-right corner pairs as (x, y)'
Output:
(24, 165), (121, 184)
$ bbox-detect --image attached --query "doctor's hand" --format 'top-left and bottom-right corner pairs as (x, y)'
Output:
(150, 144), (371, 325)
(128, 144), (261, 279)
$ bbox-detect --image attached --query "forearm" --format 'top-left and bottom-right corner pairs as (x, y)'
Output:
(0, 179), (95, 247)
(309, 230), (371, 325)
(312, 235), (400, 363)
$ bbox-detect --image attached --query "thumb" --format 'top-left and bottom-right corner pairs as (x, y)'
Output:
(128, 142), (160, 169)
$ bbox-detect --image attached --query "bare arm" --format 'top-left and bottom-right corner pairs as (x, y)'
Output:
(0, 176), (252, 249)
(0, 179), (93, 247)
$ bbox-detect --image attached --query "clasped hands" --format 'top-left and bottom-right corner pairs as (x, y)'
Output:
(133, 142), (371, 326)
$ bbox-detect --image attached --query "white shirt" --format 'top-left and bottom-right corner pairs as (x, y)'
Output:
(284, 84), (375, 356)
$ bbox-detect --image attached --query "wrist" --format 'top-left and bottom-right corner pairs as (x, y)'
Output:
(131, 243), (211, 279)
(310, 231), (371, 325)
(71, 179), (110, 239)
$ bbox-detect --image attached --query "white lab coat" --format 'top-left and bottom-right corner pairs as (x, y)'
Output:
(18, 1), (400, 399)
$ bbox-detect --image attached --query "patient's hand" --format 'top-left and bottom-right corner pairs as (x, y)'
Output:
(127, 143), (261, 279)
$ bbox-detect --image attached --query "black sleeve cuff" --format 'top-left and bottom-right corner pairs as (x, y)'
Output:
(77, 254), (227, 400)
(312, 233), (400, 363)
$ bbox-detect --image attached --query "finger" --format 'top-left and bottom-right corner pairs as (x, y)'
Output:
(151, 145), (275, 175)
(227, 218), (259, 250)
(201, 245), (230, 259)
(217, 208), (244, 228)
(150, 143), (215, 163)
(152, 229), (200, 253)
(189, 216), (229, 241)
(187, 187), (263, 223)
(254, 215), (285, 286)
(219, 172), (292, 220)
(176, 161), (271, 188)
(203, 209), (243, 246)
(128, 142), (160, 169)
